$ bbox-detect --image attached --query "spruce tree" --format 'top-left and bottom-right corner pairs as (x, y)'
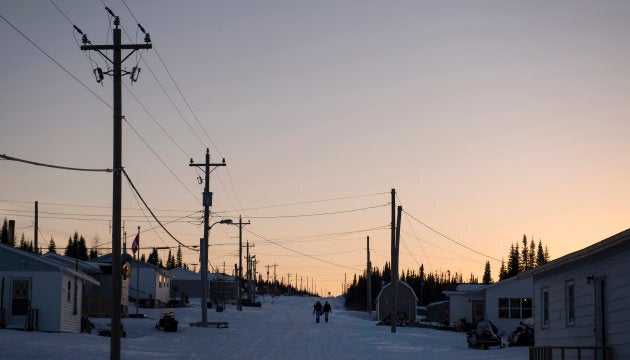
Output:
(521, 235), (529, 271)
(1, 218), (8, 245)
(176, 245), (183, 268)
(147, 247), (159, 265)
(499, 259), (507, 280)
(529, 238), (536, 269)
(482, 260), (492, 284)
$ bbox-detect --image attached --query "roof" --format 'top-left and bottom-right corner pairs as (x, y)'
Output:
(169, 267), (236, 282)
(91, 253), (172, 277)
(0, 244), (100, 285)
(519, 227), (630, 278)
(42, 252), (102, 274)
(376, 280), (419, 302)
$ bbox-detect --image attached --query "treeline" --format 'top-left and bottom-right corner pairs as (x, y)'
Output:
(345, 234), (552, 310)
(2, 218), (191, 270)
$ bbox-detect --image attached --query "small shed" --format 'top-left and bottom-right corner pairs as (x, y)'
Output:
(376, 281), (418, 323)
(426, 300), (449, 325)
(0, 244), (99, 332)
(88, 253), (133, 316)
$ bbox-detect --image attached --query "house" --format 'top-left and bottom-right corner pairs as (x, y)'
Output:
(169, 267), (237, 304)
(521, 228), (630, 359)
(0, 244), (99, 332)
(375, 280), (418, 323)
(444, 276), (533, 335)
(88, 253), (133, 316)
(93, 254), (173, 308)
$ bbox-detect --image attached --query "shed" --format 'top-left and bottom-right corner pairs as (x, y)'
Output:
(521, 228), (630, 359)
(375, 281), (418, 323)
(0, 244), (99, 332)
(88, 253), (133, 316)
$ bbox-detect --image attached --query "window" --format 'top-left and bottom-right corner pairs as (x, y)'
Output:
(542, 287), (549, 328)
(499, 298), (509, 318)
(11, 279), (30, 316)
(522, 297), (533, 318)
(566, 280), (575, 326)
(498, 297), (532, 319)
(67, 281), (71, 302)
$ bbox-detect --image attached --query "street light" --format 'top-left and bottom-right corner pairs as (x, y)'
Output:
(199, 218), (233, 325)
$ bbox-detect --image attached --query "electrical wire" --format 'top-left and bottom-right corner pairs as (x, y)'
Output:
(242, 203), (388, 219)
(122, 169), (197, 251)
(402, 209), (501, 263)
(244, 228), (360, 271)
(0, 11), (112, 110)
(0, 154), (111, 173)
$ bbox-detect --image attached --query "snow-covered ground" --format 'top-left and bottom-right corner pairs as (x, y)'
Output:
(0, 296), (527, 359)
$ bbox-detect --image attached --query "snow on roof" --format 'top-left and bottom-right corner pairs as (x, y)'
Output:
(0, 244), (99, 285)
(454, 283), (486, 292)
(42, 252), (103, 274)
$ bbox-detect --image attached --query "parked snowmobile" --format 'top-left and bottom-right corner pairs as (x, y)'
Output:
(508, 319), (534, 347)
(156, 311), (178, 332)
(467, 320), (501, 349)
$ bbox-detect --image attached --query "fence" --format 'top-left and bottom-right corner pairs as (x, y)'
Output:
(530, 346), (614, 360)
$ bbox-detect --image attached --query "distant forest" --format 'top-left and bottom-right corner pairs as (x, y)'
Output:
(345, 235), (551, 310)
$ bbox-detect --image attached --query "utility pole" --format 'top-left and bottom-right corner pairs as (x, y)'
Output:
(273, 263), (278, 294)
(287, 273), (292, 295)
(34, 201), (38, 253)
(79, 11), (151, 359)
(391, 204), (403, 333)
(367, 235), (372, 314)
(229, 216), (250, 310)
(390, 188), (397, 333)
(265, 264), (271, 297)
(189, 149), (226, 325)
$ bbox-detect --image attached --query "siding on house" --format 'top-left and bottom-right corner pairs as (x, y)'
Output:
(526, 229), (630, 358)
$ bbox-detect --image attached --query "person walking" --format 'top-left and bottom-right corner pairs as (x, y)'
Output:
(322, 301), (332, 323)
(313, 300), (323, 323)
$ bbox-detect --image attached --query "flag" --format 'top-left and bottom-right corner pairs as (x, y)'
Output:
(132, 233), (139, 254)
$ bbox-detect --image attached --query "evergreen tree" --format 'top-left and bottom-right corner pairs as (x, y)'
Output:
(469, 273), (478, 284)
(89, 248), (98, 259)
(536, 239), (546, 267)
(499, 258), (508, 280)
(147, 247), (159, 265)
(77, 234), (88, 260)
(140, 253), (146, 262)
(521, 235), (529, 271)
(529, 238), (536, 269)
(544, 245), (550, 263)
(1, 218), (8, 245)
(482, 260), (492, 284)
(176, 245), (183, 268)
(64, 236), (75, 257)
(505, 242), (520, 277)
(166, 250), (175, 270)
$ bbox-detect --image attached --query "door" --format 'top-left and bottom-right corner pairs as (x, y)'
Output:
(472, 300), (485, 326)
(10, 279), (31, 326)
(595, 278), (606, 360)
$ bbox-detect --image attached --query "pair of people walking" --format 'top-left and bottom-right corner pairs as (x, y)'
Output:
(313, 300), (332, 323)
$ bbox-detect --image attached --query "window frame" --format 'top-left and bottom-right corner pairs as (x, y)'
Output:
(566, 280), (575, 327)
(542, 287), (549, 328)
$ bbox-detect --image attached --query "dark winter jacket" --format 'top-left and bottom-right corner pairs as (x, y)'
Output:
(323, 303), (332, 313)
(313, 301), (323, 313)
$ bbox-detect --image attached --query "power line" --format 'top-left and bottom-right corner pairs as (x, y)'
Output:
(0, 154), (111, 173)
(240, 204), (388, 219)
(402, 209), (501, 263)
(244, 228), (360, 271)
(122, 169), (197, 251)
(0, 199), (198, 213)
(0, 11), (112, 110)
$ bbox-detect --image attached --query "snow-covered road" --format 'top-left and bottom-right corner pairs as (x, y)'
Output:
(0, 296), (528, 359)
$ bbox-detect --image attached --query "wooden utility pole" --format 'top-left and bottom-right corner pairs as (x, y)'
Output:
(390, 188), (397, 333)
(34, 201), (38, 253)
(273, 263), (278, 293)
(79, 11), (151, 359)
(189, 149), (226, 324)
(367, 235), (372, 313)
(230, 216), (250, 310)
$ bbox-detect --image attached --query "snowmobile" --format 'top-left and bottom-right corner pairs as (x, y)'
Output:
(467, 320), (501, 349)
(508, 319), (534, 347)
(156, 311), (178, 332)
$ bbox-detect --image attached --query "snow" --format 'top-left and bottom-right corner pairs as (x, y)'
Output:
(0, 296), (528, 359)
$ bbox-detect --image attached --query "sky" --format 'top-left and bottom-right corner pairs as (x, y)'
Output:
(2, 0), (630, 296)
(0, 296), (529, 359)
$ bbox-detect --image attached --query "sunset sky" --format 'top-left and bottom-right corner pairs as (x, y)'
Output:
(2, 1), (630, 296)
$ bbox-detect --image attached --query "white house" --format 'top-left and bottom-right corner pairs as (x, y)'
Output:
(169, 268), (237, 304)
(521, 228), (630, 359)
(0, 244), (99, 332)
(97, 254), (172, 308)
(444, 276), (533, 335)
